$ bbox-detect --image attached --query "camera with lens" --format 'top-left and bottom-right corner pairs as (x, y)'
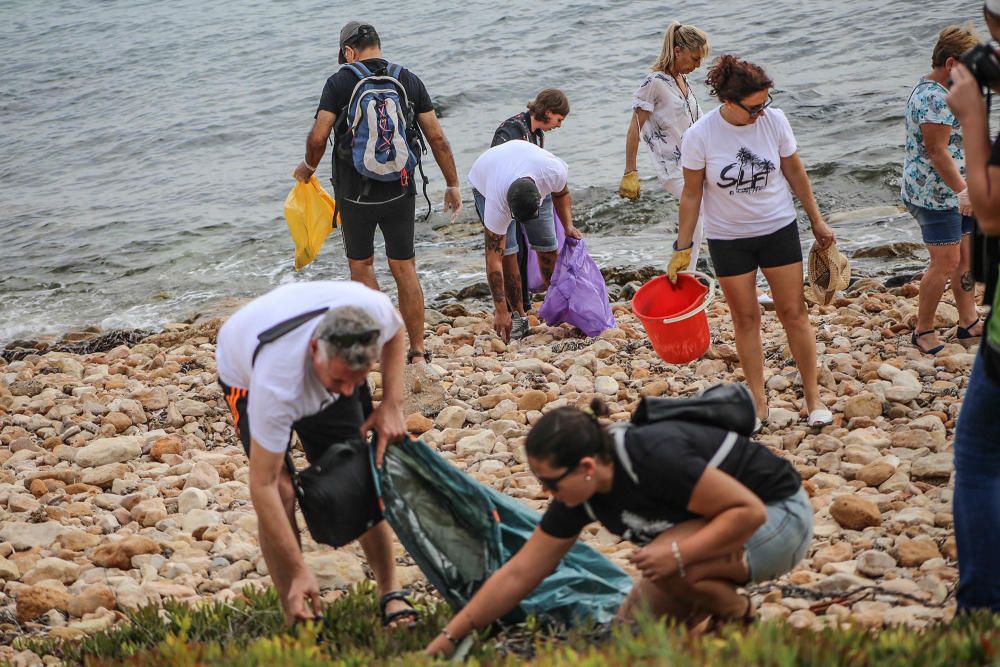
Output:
(960, 43), (1000, 89)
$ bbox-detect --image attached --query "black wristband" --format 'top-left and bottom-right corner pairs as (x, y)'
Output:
(672, 240), (693, 251)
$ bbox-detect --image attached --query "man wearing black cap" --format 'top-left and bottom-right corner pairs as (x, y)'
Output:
(467, 141), (583, 342)
(293, 21), (462, 366)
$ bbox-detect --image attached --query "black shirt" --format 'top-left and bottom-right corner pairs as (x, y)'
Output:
(491, 111), (544, 148)
(316, 58), (434, 203)
(539, 420), (801, 545)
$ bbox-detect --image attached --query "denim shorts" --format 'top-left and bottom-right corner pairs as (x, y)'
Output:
(744, 488), (813, 583)
(905, 203), (974, 246)
(472, 189), (558, 256)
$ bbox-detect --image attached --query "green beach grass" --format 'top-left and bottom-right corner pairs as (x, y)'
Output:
(11, 583), (1000, 666)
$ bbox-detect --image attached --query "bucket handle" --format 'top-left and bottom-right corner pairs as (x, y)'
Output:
(660, 270), (716, 324)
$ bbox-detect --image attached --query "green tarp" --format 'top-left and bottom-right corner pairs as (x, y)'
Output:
(376, 439), (631, 626)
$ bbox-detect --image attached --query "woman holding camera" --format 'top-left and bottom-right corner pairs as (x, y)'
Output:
(666, 55), (834, 427)
(901, 25), (983, 354)
(425, 397), (812, 657)
(620, 21), (711, 269)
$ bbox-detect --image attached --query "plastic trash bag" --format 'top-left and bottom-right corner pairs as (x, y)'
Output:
(284, 176), (338, 270)
(525, 209), (566, 292)
(375, 439), (631, 626)
(538, 237), (617, 337)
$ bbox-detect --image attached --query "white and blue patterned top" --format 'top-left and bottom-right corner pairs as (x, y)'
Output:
(901, 79), (964, 210)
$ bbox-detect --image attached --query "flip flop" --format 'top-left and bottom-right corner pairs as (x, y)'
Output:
(807, 409), (833, 428)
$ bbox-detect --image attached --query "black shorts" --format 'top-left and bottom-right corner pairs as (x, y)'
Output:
(338, 195), (416, 261)
(707, 221), (803, 277)
(220, 379), (372, 463)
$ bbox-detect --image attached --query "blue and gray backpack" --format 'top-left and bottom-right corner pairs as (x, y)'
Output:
(333, 61), (431, 216)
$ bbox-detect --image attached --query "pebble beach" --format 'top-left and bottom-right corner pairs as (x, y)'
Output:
(0, 271), (977, 664)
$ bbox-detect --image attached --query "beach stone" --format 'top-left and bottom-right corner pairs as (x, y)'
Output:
(67, 585), (116, 618)
(843, 393), (882, 420)
(178, 487), (209, 514)
(303, 551), (365, 589)
(910, 453), (952, 480)
(813, 542), (853, 568)
(75, 436), (143, 467)
(768, 408), (799, 429)
(640, 381), (669, 397)
(0, 522), (65, 550)
(131, 498), (168, 527)
(857, 461), (895, 487)
(9, 380), (44, 397)
(594, 376), (619, 395)
(457, 431), (495, 457)
(897, 540), (942, 567)
(891, 429), (936, 451)
(175, 398), (209, 417)
(182, 509), (222, 535)
(184, 461), (220, 490)
(830, 495), (882, 530)
(405, 413), (433, 435)
(16, 585), (69, 623)
(403, 364), (447, 416)
(150, 435), (184, 462)
(57, 530), (101, 551)
(80, 463), (128, 489)
(91, 535), (161, 570)
(855, 550), (897, 578)
(434, 406), (467, 430)
(22, 557), (80, 585)
(787, 609), (817, 630)
(517, 390), (549, 412)
(812, 573), (875, 594)
(0, 556), (21, 580)
(101, 411), (132, 433)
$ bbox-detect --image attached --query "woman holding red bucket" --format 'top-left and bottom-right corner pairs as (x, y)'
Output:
(667, 55), (835, 428)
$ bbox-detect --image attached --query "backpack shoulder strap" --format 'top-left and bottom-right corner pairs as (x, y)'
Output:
(344, 61), (372, 79)
(386, 63), (403, 79)
(609, 423), (638, 484)
(251, 307), (329, 366)
(707, 431), (739, 469)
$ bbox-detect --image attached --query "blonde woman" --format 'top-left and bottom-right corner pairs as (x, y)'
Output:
(620, 21), (710, 268)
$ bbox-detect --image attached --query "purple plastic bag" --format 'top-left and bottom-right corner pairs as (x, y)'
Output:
(538, 237), (617, 337)
(526, 210), (566, 292)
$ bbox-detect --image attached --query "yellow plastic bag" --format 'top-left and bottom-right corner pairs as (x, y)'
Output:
(284, 176), (338, 270)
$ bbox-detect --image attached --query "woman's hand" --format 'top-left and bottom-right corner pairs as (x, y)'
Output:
(811, 219), (835, 250)
(426, 632), (455, 657)
(628, 540), (678, 582)
(619, 171), (641, 200)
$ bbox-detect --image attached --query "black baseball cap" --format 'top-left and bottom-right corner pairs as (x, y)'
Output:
(506, 177), (541, 222)
(338, 21), (377, 64)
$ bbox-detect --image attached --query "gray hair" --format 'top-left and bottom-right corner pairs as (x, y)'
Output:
(312, 306), (380, 370)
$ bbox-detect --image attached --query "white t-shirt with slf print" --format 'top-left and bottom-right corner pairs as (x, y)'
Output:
(215, 281), (403, 454)
(467, 141), (568, 235)
(681, 106), (798, 240)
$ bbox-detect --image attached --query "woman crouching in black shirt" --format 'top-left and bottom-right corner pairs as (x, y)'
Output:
(426, 397), (812, 656)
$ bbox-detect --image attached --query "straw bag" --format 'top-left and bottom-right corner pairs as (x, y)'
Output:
(808, 241), (850, 305)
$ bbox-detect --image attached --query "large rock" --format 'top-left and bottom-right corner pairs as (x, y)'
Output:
(0, 522), (65, 550)
(434, 406), (467, 430)
(843, 393), (883, 420)
(896, 540), (942, 567)
(90, 535), (161, 570)
(150, 435), (184, 462)
(812, 542), (853, 568)
(857, 461), (895, 487)
(184, 461), (221, 490)
(131, 499), (168, 527)
(0, 556), (21, 580)
(910, 453), (953, 480)
(181, 509), (222, 535)
(67, 585), (116, 618)
(175, 398), (209, 417)
(517, 390), (549, 412)
(855, 550), (897, 578)
(75, 436), (143, 467)
(303, 551), (365, 589)
(456, 431), (495, 457)
(829, 495), (882, 530)
(404, 413), (433, 435)
(17, 585), (70, 623)
(81, 463), (129, 489)
(22, 557), (80, 585)
(177, 487), (209, 514)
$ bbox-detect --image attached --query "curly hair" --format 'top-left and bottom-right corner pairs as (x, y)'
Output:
(704, 54), (773, 103)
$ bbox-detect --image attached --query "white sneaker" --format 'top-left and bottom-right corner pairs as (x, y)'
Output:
(511, 312), (530, 340)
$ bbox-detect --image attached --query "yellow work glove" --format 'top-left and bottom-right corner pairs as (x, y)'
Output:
(619, 171), (640, 200)
(666, 245), (692, 284)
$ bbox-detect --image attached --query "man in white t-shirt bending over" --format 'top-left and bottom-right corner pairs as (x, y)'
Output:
(215, 281), (414, 627)
(468, 141), (583, 342)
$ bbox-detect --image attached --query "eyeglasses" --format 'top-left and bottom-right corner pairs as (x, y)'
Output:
(735, 93), (774, 117)
(323, 330), (379, 347)
(535, 461), (580, 492)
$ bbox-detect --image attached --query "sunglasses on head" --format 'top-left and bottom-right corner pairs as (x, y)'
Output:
(535, 461), (581, 492)
(323, 329), (379, 347)
(736, 92), (774, 117)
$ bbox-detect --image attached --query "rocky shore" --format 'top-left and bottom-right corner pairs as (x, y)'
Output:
(0, 272), (976, 664)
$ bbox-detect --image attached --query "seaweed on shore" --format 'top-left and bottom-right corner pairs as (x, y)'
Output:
(1, 329), (157, 363)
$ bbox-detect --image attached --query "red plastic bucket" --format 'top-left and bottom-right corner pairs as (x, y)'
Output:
(631, 271), (715, 364)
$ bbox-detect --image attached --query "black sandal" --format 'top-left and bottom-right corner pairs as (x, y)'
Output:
(379, 590), (419, 628)
(911, 329), (944, 355)
(957, 317), (982, 345)
(406, 350), (432, 364)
